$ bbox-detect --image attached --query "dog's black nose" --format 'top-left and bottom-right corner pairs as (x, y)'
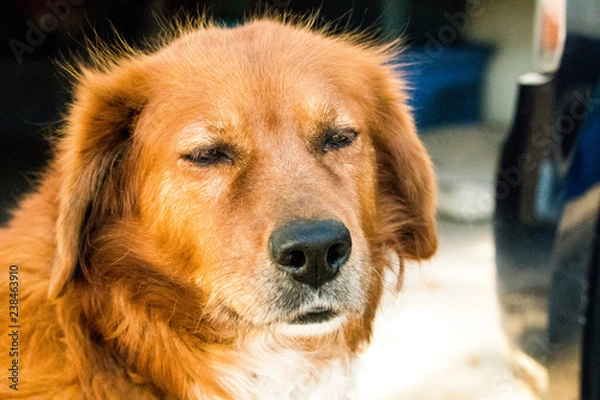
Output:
(269, 219), (352, 289)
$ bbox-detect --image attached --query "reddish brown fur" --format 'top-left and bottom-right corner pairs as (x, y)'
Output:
(0, 18), (436, 399)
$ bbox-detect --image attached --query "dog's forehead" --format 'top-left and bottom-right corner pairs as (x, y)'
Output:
(146, 28), (371, 139)
(135, 20), (396, 153)
(154, 22), (378, 102)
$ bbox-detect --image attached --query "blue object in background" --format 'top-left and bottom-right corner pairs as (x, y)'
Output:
(402, 44), (494, 131)
(564, 83), (600, 200)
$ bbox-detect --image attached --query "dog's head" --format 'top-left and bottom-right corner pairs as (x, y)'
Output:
(49, 19), (436, 341)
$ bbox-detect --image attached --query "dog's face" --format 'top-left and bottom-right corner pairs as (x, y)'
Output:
(50, 20), (437, 341)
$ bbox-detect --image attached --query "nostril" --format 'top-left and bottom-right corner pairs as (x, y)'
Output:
(326, 242), (350, 269)
(285, 250), (306, 269)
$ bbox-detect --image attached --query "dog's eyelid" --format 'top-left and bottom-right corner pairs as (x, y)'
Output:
(181, 143), (237, 167)
(320, 127), (359, 153)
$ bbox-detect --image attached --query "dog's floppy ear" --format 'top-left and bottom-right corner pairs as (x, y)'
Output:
(48, 60), (149, 299)
(373, 75), (437, 261)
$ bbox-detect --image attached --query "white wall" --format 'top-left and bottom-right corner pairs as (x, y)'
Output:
(466, 0), (536, 126)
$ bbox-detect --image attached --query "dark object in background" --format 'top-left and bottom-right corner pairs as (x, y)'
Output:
(380, 0), (466, 44)
(495, 73), (558, 393)
(495, 34), (600, 399)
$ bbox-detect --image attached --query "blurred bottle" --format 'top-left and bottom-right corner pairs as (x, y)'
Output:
(533, 0), (566, 74)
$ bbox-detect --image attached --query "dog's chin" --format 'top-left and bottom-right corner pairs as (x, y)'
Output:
(275, 309), (347, 337)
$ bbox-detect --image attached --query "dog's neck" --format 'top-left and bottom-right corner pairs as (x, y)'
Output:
(194, 330), (357, 400)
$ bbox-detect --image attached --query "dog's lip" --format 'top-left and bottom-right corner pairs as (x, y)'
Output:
(290, 307), (338, 325)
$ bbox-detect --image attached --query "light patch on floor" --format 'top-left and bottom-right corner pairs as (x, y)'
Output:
(356, 221), (536, 400)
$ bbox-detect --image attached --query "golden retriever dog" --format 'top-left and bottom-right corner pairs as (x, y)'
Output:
(0, 17), (436, 399)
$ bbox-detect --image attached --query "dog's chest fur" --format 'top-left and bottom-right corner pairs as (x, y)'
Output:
(190, 338), (357, 399)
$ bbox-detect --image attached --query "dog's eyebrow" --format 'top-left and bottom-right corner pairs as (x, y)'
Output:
(178, 122), (234, 152)
(313, 114), (358, 135)
(181, 121), (227, 135)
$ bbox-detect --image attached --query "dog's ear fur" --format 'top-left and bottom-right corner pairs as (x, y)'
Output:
(372, 71), (437, 262)
(49, 60), (149, 299)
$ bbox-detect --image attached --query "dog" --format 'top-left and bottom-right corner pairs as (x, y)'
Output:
(0, 17), (437, 399)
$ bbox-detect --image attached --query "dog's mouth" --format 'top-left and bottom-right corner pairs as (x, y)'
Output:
(274, 304), (347, 336)
(290, 307), (338, 325)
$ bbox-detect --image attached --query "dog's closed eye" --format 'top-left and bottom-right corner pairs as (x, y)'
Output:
(182, 144), (237, 167)
(320, 128), (359, 153)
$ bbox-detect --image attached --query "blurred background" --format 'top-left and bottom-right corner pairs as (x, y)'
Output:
(1, 1), (599, 399)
